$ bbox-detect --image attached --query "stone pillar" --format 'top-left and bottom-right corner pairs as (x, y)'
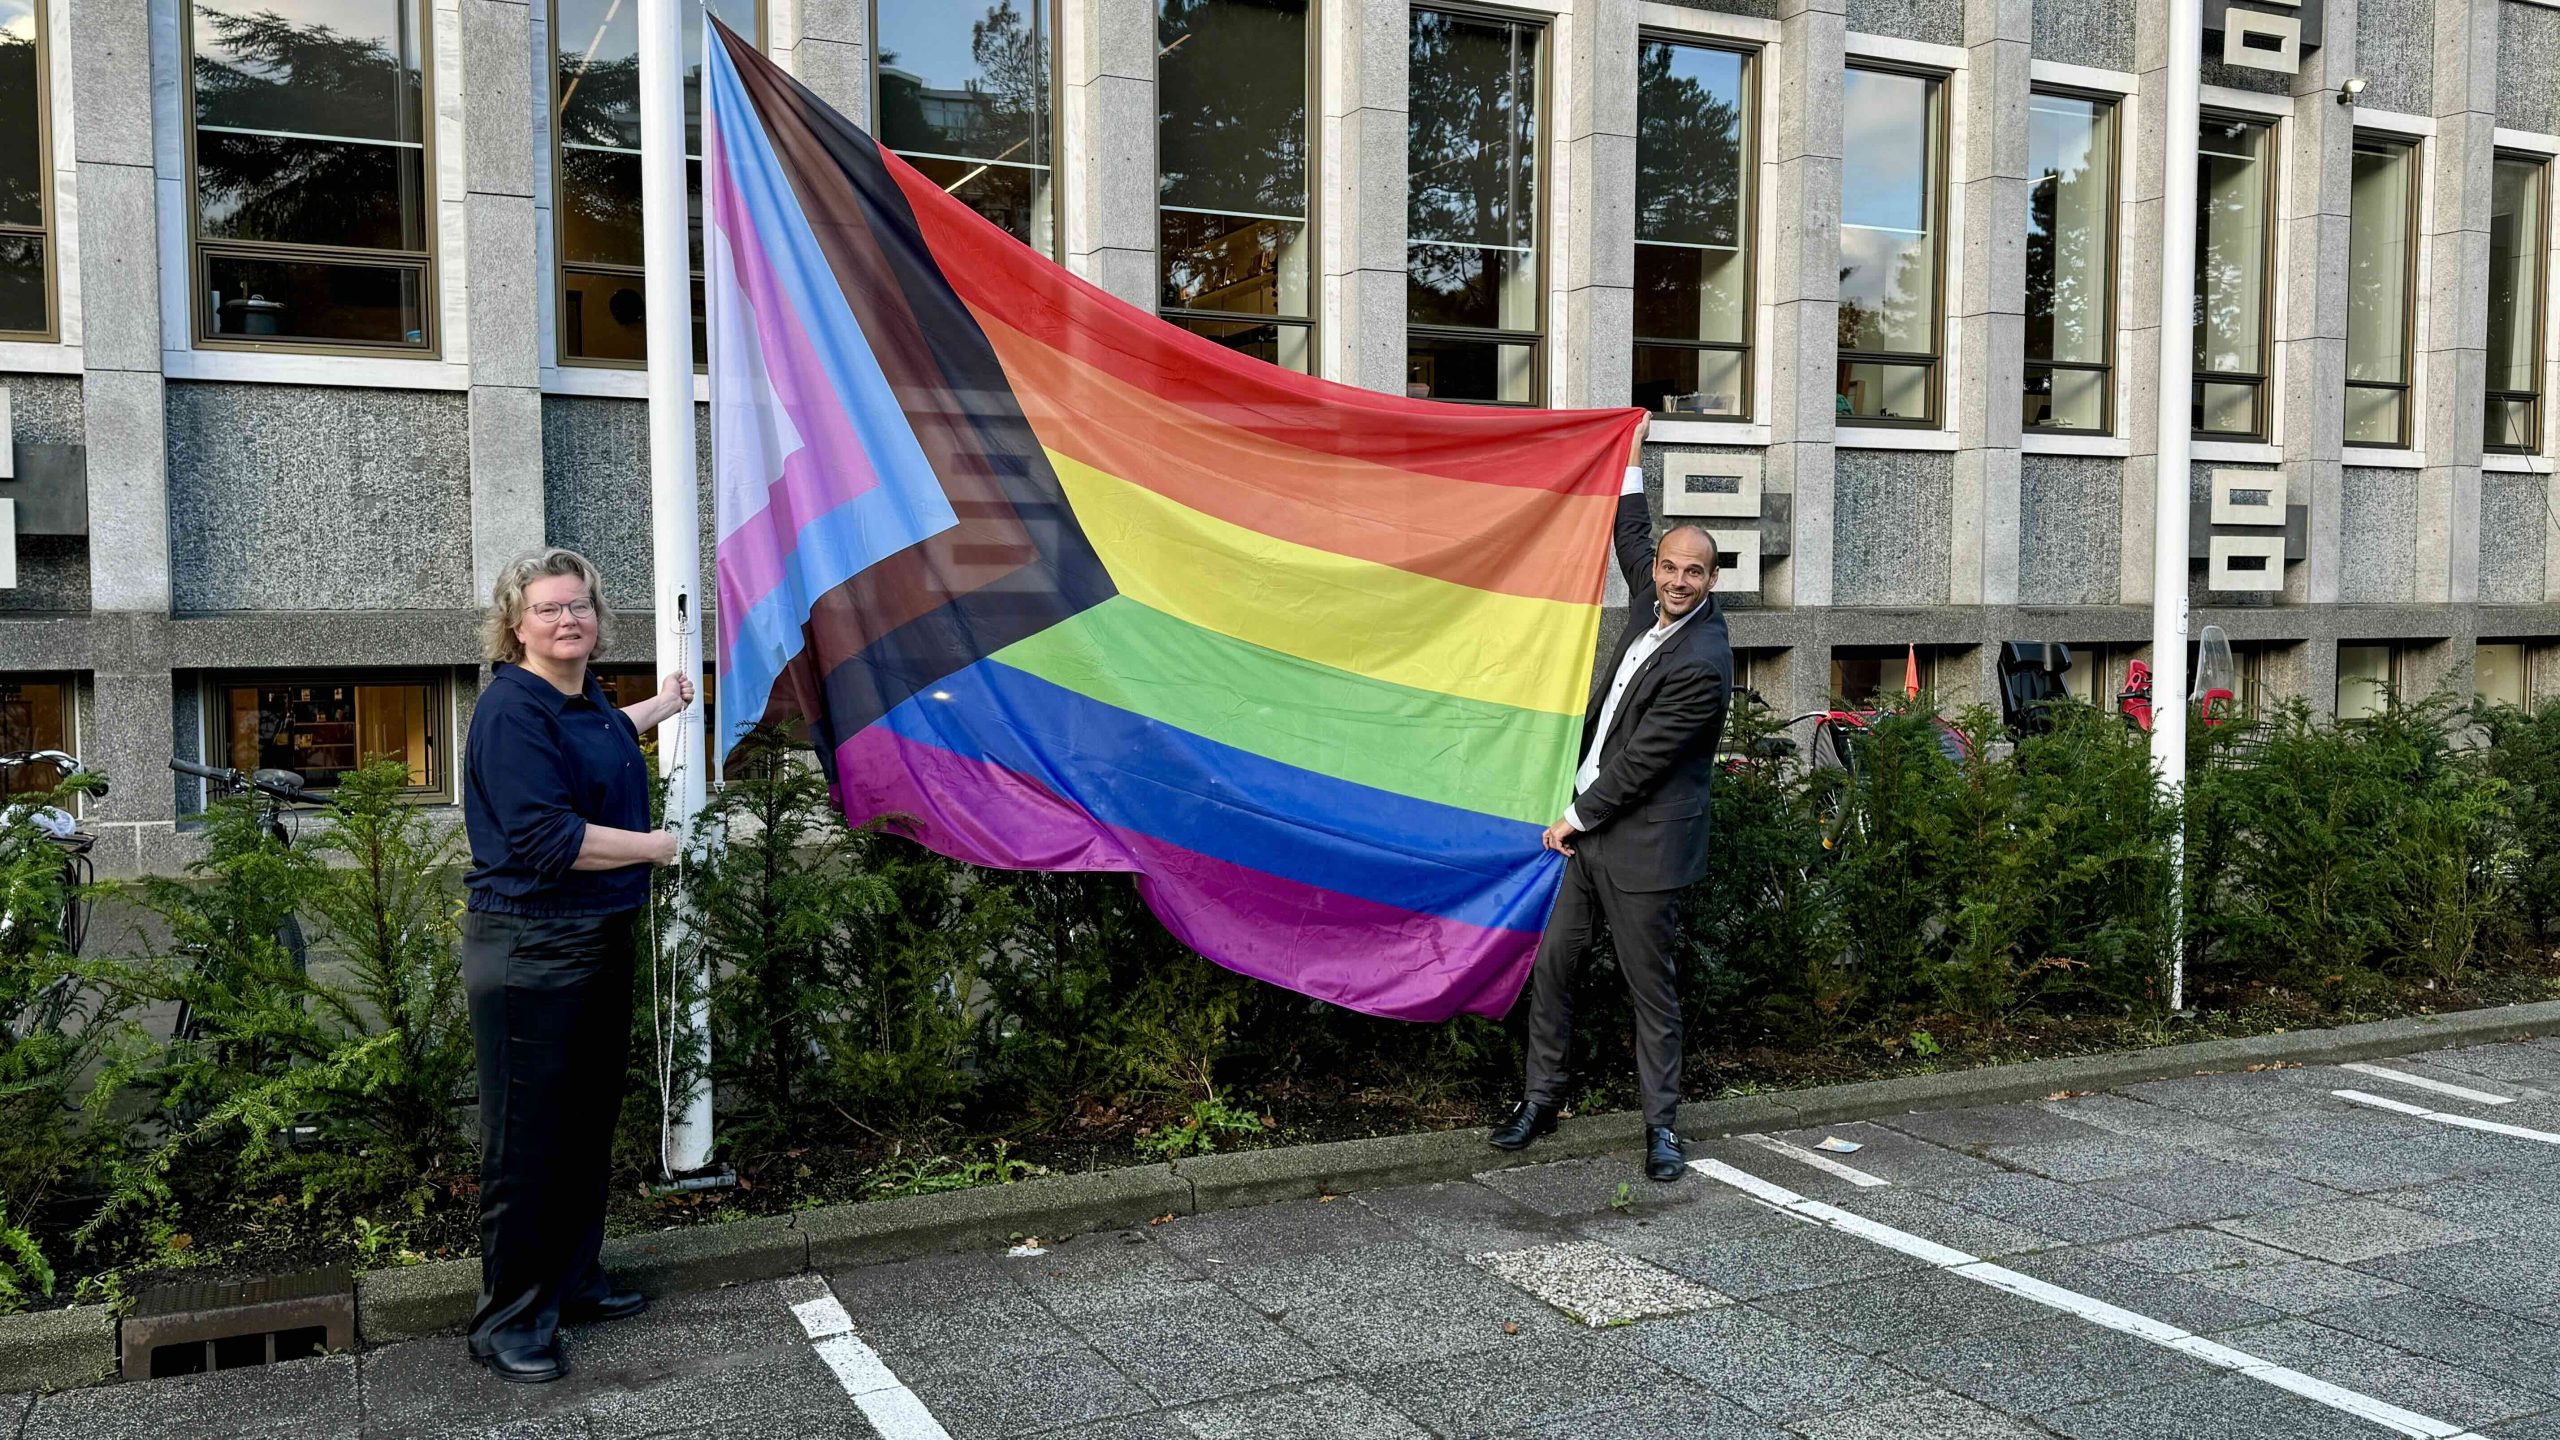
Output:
(2119, 0), (2172, 605)
(776, 0), (868, 117)
(1763, 0), (1847, 607)
(1950, 0), (2032, 606)
(1061, 0), (1156, 307)
(462, 0), (547, 599)
(1554, 0), (1637, 409)
(2286, 0), (2357, 605)
(1321, 0), (1407, 393)
(2416, 0), (2497, 604)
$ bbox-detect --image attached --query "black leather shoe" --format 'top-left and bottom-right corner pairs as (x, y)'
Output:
(1490, 1100), (1560, 1151)
(1645, 1126), (1685, 1182)
(563, 1288), (649, 1324)
(475, 1342), (568, 1384)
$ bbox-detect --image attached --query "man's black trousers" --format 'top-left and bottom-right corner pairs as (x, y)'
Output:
(1522, 850), (1684, 1130)
(461, 908), (637, 1356)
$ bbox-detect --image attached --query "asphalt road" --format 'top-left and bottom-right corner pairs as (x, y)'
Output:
(16, 1036), (2560, 1439)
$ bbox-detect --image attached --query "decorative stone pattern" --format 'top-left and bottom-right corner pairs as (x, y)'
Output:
(0, 538), (91, 613)
(2336, 467), (2419, 604)
(167, 383), (473, 613)
(2478, 473), (2548, 606)
(1848, 0), (1964, 42)
(2019, 456), (2122, 606)
(2032, 0), (2135, 69)
(2357, 0), (2434, 115)
(2199, 56), (2293, 94)
(2500, 1), (2560, 136)
(539, 396), (717, 615)
(1833, 449), (1955, 606)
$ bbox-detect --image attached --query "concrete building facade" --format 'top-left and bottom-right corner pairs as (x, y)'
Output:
(3, 0), (2560, 871)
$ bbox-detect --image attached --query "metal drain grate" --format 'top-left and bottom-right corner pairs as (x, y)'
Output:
(122, 1268), (356, 1381)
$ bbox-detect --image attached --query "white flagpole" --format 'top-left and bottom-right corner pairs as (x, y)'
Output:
(2153, 0), (2203, 1014)
(638, 0), (714, 1175)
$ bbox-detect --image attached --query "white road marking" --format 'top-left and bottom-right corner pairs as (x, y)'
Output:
(1740, 1132), (1892, 1188)
(790, 1288), (954, 1439)
(2333, 1089), (2560, 1146)
(1688, 1158), (2493, 1440)
(2338, 1063), (2517, 1107)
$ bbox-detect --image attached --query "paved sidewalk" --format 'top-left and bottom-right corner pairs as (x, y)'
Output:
(18, 1035), (2560, 1438)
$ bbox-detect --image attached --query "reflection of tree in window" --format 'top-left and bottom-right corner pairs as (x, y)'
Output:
(1632, 39), (1749, 415)
(0, 0), (48, 335)
(875, 0), (1051, 246)
(1405, 8), (1540, 403)
(1156, 0), (1309, 368)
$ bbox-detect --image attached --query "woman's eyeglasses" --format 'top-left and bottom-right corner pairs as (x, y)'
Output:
(528, 600), (597, 623)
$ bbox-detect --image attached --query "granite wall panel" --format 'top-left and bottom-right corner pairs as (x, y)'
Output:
(2500, 1), (2560, 136)
(2479, 473), (2547, 605)
(2337, 466), (2419, 603)
(1653, 0), (1782, 18)
(2358, 0), (2434, 114)
(2, 375), (91, 613)
(167, 383), (473, 613)
(2, 374), (85, 446)
(1833, 448), (1954, 605)
(1849, 0), (1963, 42)
(2019, 455), (2122, 605)
(2032, 0), (2135, 68)
(539, 396), (715, 619)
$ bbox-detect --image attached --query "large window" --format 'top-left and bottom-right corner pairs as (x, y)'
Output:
(189, 0), (433, 352)
(2195, 114), (2275, 439)
(554, 0), (760, 367)
(1406, 8), (1542, 405)
(874, 0), (1055, 252)
(2476, 642), (2534, 709)
(0, 0), (51, 339)
(2024, 91), (2116, 433)
(2345, 135), (2418, 447)
(215, 675), (445, 795)
(2487, 155), (2547, 454)
(1157, 0), (1311, 371)
(2336, 643), (2403, 721)
(1633, 38), (1752, 417)
(1837, 65), (1944, 427)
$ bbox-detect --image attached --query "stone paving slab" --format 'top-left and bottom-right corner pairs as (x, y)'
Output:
(1272, 1260), (1574, 1370)
(1469, 1240), (1727, 1328)
(2036, 1371), (2375, 1440)
(22, 1355), (359, 1440)
(1883, 1315), (2219, 1415)
(1789, 1386), (2060, 1440)
(2215, 1317), (2556, 1431)
(1167, 1378), (1428, 1439)
(1608, 1304), (1932, 1422)
(2213, 1196), (2488, 1264)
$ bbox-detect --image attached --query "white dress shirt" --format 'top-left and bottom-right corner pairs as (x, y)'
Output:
(1562, 466), (1695, 832)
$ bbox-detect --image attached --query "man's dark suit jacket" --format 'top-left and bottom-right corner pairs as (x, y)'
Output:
(1568, 492), (1735, 893)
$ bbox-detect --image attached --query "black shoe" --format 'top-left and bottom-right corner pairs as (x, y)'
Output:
(563, 1288), (649, 1324)
(1645, 1126), (1685, 1182)
(475, 1342), (568, 1384)
(1490, 1100), (1560, 1151)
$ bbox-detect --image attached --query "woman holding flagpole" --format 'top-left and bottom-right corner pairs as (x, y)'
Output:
(459, 548), (692, 1384)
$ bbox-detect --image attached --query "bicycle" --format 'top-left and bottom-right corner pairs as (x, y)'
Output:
(165, 758), (326, 1044)
(0, 749), (105, 1044)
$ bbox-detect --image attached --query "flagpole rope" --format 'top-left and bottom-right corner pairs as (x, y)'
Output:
(647, 617), (696, 1182)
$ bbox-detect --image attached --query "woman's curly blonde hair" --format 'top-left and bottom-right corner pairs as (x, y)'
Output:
(484, 548), (614, 665)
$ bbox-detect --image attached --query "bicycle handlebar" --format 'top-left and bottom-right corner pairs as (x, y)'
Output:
(0, 750), (106, 798)
(167, 757), (324, 806)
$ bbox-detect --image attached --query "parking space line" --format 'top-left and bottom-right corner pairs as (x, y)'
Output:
(1739, 1133), (1892, 1188)
(1688, 1158), (2492, 1440)
(2333, 1089), (2560, 1146)
(2338, 1063), (2517, 1107)
(790, 1290), (954, 1439)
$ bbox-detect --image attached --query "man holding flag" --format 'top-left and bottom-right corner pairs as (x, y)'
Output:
(1490, 419), (1734, 1182)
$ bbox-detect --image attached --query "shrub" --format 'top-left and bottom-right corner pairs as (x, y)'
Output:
(2475, 695), (2560, 944)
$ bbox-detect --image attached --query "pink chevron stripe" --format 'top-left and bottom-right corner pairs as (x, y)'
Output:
(834, 726), (1542, 1022)
(706, 124), (891, 657)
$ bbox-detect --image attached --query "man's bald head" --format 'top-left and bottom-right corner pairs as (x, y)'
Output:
(1653, 524), (1720, 621)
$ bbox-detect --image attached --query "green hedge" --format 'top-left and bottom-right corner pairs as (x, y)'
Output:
(1, 692), (2555, 1308)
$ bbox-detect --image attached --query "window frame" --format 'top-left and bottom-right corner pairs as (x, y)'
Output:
(549, 0), (766, 371)
(2486, 151), (2549, 457)
(2193, 108), (2280, 443)
(2022, 84), (2121, 438)
(1630, 30), (1757, 422)
(1152, 0), (1321, 370)
(1835, 58), (1950, 431)
(2343, 130), (2421, 450)
(182, 0), (441, 359)
(1, 0), (58, 343)
(1403, 1), (1551, 408)
(867, 0), (1064, 264)
(202, 670), (454, 802)
(0, 673), (78, 798)
(2334, 641), (2404, 721)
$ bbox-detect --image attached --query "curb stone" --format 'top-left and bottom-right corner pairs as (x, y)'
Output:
(12, 997), (2560, 1391)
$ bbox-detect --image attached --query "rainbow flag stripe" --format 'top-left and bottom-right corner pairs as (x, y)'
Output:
(705, 25), (1637, 1019)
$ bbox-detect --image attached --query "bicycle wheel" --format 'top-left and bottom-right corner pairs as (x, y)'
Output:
(1809, 720), (1861, 851)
